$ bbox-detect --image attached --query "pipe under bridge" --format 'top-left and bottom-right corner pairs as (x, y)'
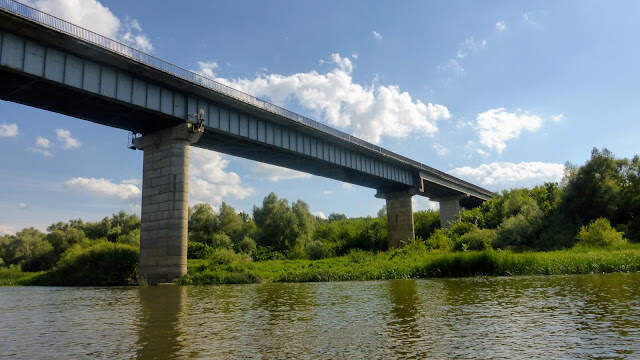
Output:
(0, 0), (494, 284)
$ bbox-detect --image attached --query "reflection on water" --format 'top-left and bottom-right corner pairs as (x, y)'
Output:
(136, 286), (186, 360)
(1, 273), (640, 359)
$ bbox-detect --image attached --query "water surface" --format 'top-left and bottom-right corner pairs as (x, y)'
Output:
(2, 273), (639, 359)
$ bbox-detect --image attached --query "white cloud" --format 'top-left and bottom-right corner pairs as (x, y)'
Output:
(456, 37), (487, 59)
(196, 61), (218, 78)
(18, 202), (27, 209)
(312, 211), (327, 219)
(0, 225), (15, 236)
(495, 21), (507, 32)
(211, 53), (449, 144)
(372, 30), (383, 40)
(122, 178), (141, 185)
(251, 163), (312, 182)
(189, 148), (253, 205)
(413, 196), (439, 212)
(437, 59), (464, 78)
(475, 108), (542, 153)
(341, 183), (354, 190)
(433, 143), (448, 157)
(56, 129), (81, 149)
(0, 123), (18, 137)
(449, 161), (565, 189)
(551, 114), (566, 122)
(27, 0), (153, 52)
(35, 136), (51, 148)
(27, 147), (53, 157)
(522, 11), (535, 25)
(322, 190), (333, 196)
(65, 177), (141, 200)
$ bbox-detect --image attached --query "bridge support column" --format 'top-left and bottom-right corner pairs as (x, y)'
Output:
(376, 190), (415, 248)
(133, 124), (203, 284)
(437, 196), (464, 228)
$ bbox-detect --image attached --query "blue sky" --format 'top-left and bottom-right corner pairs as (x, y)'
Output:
(2, 0), (639, 234)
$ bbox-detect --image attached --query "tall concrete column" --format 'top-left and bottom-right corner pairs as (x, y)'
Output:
(377, 191), (415, 248)
(133, 123), (203, 284)
(437, 196), (463, 228)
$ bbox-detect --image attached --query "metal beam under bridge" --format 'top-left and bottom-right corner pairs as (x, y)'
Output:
(0, 0), (495, 284)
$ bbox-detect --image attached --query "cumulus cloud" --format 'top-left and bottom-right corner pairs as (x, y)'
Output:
(551, 114), (566, 122)
(18, 202), (27, 209)
(495, 21), (507, 32)
(475, 108), (542, 153)
(35, 136), (51, 148)
(65, 177), (141, 200)
(189, 148), (253, 205)
(204, 53), (449, 144)
(196, 61), (218, 78)
(27, 0), (153, 52)
(0, 225), (15, 236)
(27, 147), (53, 157)
(312, 211), (327, 219)
(449, 161), (565, 189)
(0, 123), (18, 137)
(413, 196), (439, 211)
(56, 129), (81, 149)
(251, 163), (312, 182)
(372, 30), (383, 40)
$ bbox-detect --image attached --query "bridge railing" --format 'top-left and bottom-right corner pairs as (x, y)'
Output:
(0, 0), (493, 196)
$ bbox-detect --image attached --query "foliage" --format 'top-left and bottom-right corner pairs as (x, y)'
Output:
(425, 229), (455, 251)
(576, 218), (626, 248)
(413, 210), (440, 240)
(305, 240), (327, 260)
(460, 228), (497, 251)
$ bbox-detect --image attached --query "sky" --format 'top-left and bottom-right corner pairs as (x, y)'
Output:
(2, 0), (640, 235)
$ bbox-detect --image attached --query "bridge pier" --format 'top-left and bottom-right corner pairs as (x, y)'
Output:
(436, 196), (464, 228)
(377, 190), (415, 248)
(133, 123), (203, 285)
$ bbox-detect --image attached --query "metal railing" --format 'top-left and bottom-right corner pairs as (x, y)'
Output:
(0, 0), (493, 196)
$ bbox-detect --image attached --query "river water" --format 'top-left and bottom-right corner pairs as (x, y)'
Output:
(1, 273), (639, 359)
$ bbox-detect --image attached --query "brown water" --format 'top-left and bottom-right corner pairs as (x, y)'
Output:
(1, 273), (640, 359)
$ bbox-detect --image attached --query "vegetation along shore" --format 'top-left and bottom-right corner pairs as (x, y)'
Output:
(2, 148), (640, 286)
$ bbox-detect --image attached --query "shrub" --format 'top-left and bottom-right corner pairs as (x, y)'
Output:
(236, 236), (257, 255)
(460, 228), (497, 251)
(305, 240), (327, 260)
(33, 241), (139, 286)
(576, 218), (625, 248)
(208, 248), (250, 265)
(188, 242), (214, 259)
(495, 214), (540, 249)
(414, 211), (440, 240)
(210, 233), (233, 249)
(425, 229), (455, 251)
(253, 246), (286, 261)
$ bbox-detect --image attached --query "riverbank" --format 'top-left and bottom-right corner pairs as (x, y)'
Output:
(4, 244), (640, 286)
(178, 244), (640, 285)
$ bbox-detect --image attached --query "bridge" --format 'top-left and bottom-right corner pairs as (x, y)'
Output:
(0, 0), (494, 284)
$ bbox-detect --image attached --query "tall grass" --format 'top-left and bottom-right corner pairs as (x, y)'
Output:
(179, 244), (640, 285)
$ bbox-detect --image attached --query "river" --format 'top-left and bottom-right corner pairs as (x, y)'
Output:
(1, 273), (639, 359)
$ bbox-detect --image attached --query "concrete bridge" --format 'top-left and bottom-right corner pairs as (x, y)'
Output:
(0, 0), (494, 284)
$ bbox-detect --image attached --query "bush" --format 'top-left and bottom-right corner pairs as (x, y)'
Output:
(208, 248), (250, 266)
(188, 242), (214, 259)
(426, 229), (455, 251)
(305, 240), (327, 260)
(495, 214), (540, 249)
(460, 229), (497, 251)
(414, 211), (440, 240)
(576, 218), (625, 248)
(236, 236), (257, 255)
(33, 241), (139, 286)
(210, 233), (233, 249)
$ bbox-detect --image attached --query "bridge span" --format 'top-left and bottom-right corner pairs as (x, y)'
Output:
(0, 0), (494, 284)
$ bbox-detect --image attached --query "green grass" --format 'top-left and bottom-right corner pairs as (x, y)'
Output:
(0, 267), (44, 286)
(179, 244), (640, 285)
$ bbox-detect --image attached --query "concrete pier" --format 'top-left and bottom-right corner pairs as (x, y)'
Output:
(438, 196), (463, 228)
(377, 191), (415, 248)
(133, 123), (203, 284)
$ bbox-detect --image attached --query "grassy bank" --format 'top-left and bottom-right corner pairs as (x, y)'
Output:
(178, 244), (640, 285)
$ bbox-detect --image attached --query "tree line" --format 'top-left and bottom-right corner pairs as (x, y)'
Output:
(1, 147), (638, 275)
